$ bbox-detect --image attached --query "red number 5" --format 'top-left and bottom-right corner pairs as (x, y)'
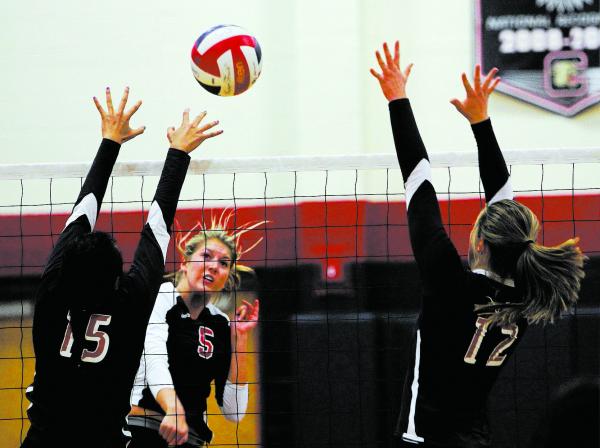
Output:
(198, 326), (214, 359)
(59, 312), (112, 363)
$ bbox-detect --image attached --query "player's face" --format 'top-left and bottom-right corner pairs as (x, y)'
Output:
(183, 238), (233, 293)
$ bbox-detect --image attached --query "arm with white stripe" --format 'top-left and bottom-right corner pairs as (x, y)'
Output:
(471, 119), (513, 204)
(126, 149), (190, 305)
(389, 99), (464, 288)
(43, 139), (120, 278)
(449, 66), (511, 204)
(130, 284), (177, 406)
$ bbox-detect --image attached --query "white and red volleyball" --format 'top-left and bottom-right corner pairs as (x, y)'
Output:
(190, 25), (262, 97)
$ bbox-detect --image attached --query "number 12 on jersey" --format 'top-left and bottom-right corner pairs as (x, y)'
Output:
(464, 316), (518, 367)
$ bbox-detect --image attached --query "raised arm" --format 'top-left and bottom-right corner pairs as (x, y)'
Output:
(450, 65), (512, 204)
(126, 110), (223, 308)
(43, 87), (144, 278)
(370, 42), (464, 288)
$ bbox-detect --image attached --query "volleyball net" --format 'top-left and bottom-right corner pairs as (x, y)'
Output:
(0, 148), (599, 447)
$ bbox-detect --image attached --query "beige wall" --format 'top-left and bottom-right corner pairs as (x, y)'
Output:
(1, 0), (598, 167)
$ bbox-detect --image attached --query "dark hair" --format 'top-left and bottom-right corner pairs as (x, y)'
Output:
(60, 231), (123, 308)
(473, 200), (586, 325)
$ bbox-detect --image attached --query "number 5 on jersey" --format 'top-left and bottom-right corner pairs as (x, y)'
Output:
(60, 312), (112, 363)
(198, 326), (215, 359)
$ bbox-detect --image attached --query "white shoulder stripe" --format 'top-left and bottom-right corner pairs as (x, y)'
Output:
(147, 201), (169, 262)
(405, 159), (431, 209)
(65, 193), (98, 230)
(489, 178), (514, 205)
(207, 303), (230, 323)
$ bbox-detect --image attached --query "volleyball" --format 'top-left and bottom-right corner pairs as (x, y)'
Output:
(190, 25), (262, 97)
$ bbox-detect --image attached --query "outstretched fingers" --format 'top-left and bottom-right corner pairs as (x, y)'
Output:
(487, 77), (501, 94)
(191, 110), (208, 127)
(383, 42), (395, 68)
(375, 50), (387, 72)
(124, 99), (142, 121)
(199, 129), (223, 141)
(403, 63), (414, 80)
(182, 108), (190, 126)
(105, 87), (114, 115)
(93, 96), (106, 118)
(461, 72), (476, 97)
(369, 68), (384, 82)
(198, 119), (220, 134)
(481, 67), (499, 92)
(393, 41), (400, 67)
(117, 86), (129, 115)
(473, 65), (482, 92)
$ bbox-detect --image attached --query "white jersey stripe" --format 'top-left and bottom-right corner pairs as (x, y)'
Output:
(64, 193), (98, 230)
(489, 177), (513, 205)
(405, 159), (432, 210)
(403, 329), (424, 444)
(147, 201), (169, 262)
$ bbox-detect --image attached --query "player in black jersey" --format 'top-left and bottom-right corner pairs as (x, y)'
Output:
(21, 87), (223, 448)
(370, 42), (586, 448)
(127, 214), (263, 447)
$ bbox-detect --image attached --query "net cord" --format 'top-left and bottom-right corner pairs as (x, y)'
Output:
(1, 148), (599, 180)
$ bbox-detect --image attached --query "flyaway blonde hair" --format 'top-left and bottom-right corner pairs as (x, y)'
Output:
(171, 209), (267, 310)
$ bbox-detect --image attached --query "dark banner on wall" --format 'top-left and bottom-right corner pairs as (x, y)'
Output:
(476, 0), (600, 116)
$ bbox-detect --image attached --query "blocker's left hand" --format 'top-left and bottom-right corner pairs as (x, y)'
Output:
(231, 299), (259, 337)
(450, 65), (500, 124)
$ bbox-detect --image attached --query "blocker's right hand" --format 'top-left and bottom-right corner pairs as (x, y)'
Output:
(167, 109), (223, 154)
(450, 65), (500, 124)
(369, 41), (414, 102)
(159, 412), (189, 447)
(93, 86), (145, 144)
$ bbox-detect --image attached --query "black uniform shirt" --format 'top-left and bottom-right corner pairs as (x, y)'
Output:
(389, 99), (527, 447)
(24, 140), (190, 447)
(133, 283), (231, 444)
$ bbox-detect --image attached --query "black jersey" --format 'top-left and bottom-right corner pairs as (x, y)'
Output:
(23, 140), (190, 448)
(389, 99), (528, 447)
(131, 283), (232, 444)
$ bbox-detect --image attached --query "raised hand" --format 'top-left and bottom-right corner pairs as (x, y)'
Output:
(167, 109), (223, 154)
(369, 41), (414, 102)
(450, 65), (501, 124)
(231, 299), (259, 338)
(93, 86), (145, 144)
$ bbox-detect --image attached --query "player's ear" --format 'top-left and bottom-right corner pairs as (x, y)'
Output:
(180, 261), (187, 274)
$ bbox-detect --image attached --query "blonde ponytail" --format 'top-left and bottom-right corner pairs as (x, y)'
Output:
(516, 238), (585, 324)
(474, 200), (586, 326)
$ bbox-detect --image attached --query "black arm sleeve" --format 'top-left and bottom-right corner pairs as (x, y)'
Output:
(389, 99), (464, 293)
(125, 149), (191, 309)
(42, 139), (121, 279)
(152, 149), (191, 227)
(389, 99), (429, 182)
(471, 119), (512, 203)
(75, 138), (121, 207)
